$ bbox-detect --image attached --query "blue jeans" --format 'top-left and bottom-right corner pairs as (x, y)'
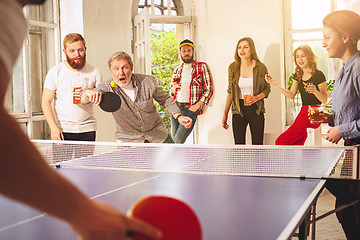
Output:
(144, 134), (174, 143)
(171, 104), (198, 143)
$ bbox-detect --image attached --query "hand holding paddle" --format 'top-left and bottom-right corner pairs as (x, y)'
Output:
(82, 89), (121, 112)
(82, 89), (102, 105)
(71, 200), (161, 240)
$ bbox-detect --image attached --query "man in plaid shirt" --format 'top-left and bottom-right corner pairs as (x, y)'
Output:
(171, 39), (214, 143)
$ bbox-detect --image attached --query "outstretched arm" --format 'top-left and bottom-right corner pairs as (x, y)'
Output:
(82, 89), (102, 105)
(0, 61), (161, 240)
(265, 74), (298, 99)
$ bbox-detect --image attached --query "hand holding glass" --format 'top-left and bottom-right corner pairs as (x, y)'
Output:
(243, 90), (252, 106)
(305, 83), (316, 93)
(73, 87), (82, 104)
(308, 106), (329, 124)
(73, 78), (90, 104)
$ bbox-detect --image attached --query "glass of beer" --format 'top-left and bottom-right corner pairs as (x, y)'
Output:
(73, 87), (82, 104)
(73, 78), (89, 104)
(309, 106), (327, 124)
(243, 89), (252, 106)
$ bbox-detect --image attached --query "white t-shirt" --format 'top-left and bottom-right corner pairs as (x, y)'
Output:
(121, 84), (135, 102)
(44, 62), (102, 133)
(176, 63), (192, 103)
(0, 0), (27, 77)
(238, 77), (253, 99)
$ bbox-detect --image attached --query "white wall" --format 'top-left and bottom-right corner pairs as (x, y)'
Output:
(75, 0), (285, 144)
(60, 0), (84, 52)
(60, 0), (131, 141)
(193, 0), (284, 144)
(82, 0), (132, 141)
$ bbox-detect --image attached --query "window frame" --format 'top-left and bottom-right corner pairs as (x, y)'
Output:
(9, 0), (61, 139)
(283, 0), (342, 125)
(133, 0), (196, 143)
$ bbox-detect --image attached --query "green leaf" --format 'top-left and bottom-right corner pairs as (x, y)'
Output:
(151, 30), (180, 129)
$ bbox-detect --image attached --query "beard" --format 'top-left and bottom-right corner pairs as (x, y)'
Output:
(66, 54), (86, 70)
(181, 55), (193, 64)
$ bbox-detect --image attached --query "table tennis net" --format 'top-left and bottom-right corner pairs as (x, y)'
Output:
(32, 140), (358, 179)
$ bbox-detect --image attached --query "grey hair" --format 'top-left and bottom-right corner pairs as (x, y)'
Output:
(108, 51), (133, 68)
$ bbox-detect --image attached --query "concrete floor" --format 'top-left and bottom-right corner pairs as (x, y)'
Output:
(291, 189), (346, 240)
(315, 189), (347, 240)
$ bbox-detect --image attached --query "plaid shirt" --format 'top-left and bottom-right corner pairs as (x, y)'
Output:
(171, 60), (213, 115)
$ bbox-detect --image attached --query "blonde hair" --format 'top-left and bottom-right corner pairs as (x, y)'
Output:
(323, 10), (360, 47)
(293, 45), (317, 81)
(63, 33), (86, 49)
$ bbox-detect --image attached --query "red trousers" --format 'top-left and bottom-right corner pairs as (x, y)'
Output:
(275, 105), (320, 145)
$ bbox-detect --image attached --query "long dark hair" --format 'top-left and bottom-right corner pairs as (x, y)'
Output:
(232, 37), (259, 73)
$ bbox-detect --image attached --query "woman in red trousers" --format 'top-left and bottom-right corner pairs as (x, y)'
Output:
(266, 45), (328, 145)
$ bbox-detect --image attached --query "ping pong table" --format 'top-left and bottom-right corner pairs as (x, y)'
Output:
(0, 141), (351, 239)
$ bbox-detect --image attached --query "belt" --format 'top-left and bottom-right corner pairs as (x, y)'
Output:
(176, 102), (189, 106)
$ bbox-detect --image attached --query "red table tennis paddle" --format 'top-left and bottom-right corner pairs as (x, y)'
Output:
(127, 196), (202, 240)
(99, 92), (121, 112)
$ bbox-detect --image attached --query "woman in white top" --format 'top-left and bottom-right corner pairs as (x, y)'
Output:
(222, 37), (271, 145)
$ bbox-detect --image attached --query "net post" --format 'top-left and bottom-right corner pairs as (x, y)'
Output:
(356, 145), (360, 179)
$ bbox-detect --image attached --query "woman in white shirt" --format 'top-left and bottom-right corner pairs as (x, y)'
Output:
(222, 37), (271, 145)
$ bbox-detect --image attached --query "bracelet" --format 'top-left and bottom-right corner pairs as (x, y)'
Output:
(175, 114), (182, 120)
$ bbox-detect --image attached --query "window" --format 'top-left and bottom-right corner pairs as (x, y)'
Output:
(134, 0), (189, 74)
(136, 0), (181, 129)
(6, 0), (60, 139)
(135, 0), (194, 142)
(284, 0), (358, 124)
(138, 0), (179, 16)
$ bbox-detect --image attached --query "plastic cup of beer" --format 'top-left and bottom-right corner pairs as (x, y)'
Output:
(243, 90), (252, 106)
(73, 87), (82, 104)
(309, 106), (326, 124)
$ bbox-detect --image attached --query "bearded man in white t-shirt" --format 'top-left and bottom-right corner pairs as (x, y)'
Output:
(42, 33), (102, 143)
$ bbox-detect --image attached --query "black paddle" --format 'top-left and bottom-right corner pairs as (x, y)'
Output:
(99, 92), (121, 112)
